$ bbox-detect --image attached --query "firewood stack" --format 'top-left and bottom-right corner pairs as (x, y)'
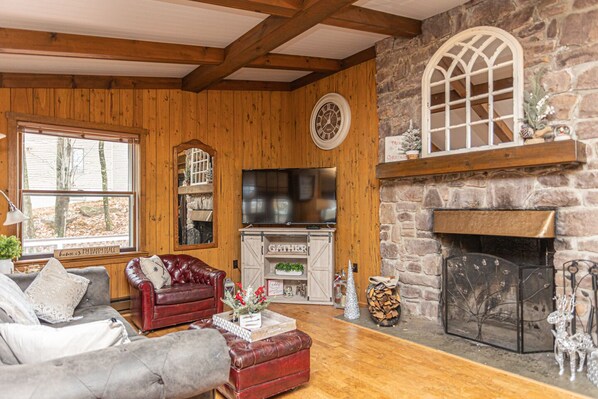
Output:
(366, 276), (401, 327)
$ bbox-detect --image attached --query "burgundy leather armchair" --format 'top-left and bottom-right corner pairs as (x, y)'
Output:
(126, 254), (226, 332)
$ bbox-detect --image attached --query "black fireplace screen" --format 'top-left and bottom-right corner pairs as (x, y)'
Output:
(443, 253), (554, 353)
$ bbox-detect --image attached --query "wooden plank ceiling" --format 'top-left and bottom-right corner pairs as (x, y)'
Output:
(0, 0), (424, 92)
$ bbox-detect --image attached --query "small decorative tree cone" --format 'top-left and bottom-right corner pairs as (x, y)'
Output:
(366, 282), (401, 327)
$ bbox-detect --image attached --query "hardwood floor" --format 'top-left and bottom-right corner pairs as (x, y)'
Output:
(141, 304), (587, 399)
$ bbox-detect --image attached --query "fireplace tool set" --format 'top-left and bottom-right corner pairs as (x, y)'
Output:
(556, 260), (598, 384)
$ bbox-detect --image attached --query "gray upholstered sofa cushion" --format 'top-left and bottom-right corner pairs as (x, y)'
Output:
(0, 266), (230, 398)
(10, 266), (110, 310)
(0, 328), (230, 399)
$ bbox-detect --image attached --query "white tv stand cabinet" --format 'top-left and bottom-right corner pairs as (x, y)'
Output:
(240, 227), (335, 305)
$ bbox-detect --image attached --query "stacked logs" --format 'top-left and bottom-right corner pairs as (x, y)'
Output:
(366, 280), (401, 327)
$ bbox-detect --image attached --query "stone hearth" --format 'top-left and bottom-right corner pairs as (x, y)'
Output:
(376, 0), (598, 319)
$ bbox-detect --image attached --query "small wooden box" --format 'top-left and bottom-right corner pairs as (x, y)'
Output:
(212, 309), (296, 342)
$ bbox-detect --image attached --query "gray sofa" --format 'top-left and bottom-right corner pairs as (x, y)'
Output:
(0, 266), (231, 399)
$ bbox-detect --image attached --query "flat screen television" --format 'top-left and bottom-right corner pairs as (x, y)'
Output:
(242, 167), (336, 225)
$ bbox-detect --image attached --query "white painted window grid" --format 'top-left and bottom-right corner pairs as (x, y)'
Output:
(189, 148), (211, 185)
(421, 26), (524, 157)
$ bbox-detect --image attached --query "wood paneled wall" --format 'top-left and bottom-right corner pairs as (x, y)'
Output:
(0, 60), (379, 303)
(289, 60), (380, 300)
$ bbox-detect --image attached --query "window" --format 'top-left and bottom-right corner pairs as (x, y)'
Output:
(18, 121), (139, 258)
(188, 148), (211, 185)
(422, 27), (524, 157)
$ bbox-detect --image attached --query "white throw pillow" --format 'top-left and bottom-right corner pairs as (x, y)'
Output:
(0, 319), (130, 364)
(0, 274), (39, 325)
(140, 255), (171, 289)
(25, 258), (90, 324)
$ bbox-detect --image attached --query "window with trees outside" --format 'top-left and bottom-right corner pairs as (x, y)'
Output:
(422, 27), (524, 157)
(18, 122), (139, 258)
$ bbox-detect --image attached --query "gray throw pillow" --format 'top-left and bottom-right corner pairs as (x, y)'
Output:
(25, 258), (89, 324)
(140, 255), (172, 290)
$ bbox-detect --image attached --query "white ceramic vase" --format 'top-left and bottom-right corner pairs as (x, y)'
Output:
(0, 259), (14, 274)
(239, 312), (262, 330)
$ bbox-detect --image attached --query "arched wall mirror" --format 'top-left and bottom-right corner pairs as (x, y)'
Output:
(174, 140), (217, 250)
(422, 26), (524, 157)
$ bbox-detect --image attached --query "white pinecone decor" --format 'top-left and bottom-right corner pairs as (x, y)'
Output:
(344, 260), (360, 320)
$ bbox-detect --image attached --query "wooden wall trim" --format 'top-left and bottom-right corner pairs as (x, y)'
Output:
(6, 112), (148, 136)
(0, 73), (183, 90)
(15, 251), (149, 269)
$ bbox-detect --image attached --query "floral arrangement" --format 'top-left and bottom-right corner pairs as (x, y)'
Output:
(0, 235), (22, 260)
(521, 70), (555, 133)
(400, 120), (422, 152)
(221, 283), (270, 316)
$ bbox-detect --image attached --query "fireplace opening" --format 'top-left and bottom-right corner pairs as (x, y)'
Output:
(435, 210), (556, 353)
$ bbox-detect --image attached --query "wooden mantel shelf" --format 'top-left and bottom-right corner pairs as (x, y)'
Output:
(376, 140), (587, 180)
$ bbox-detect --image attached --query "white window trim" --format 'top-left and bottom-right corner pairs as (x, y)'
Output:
(421, 26), (524, 158)
(17, 123), (140, 258)
(189, 148), (211, 185)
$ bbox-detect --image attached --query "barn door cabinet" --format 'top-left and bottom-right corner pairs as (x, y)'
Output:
(240, 227), (335, 305)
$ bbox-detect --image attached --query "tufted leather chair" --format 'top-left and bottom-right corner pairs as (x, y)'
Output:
(126, 254), (226, 332)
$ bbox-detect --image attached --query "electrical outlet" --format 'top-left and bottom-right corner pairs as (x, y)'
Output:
(233, 260), (239, 269)
(352, 263), (358, 273)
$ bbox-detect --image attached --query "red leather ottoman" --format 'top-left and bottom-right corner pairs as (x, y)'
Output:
(190, 319), (312, 399)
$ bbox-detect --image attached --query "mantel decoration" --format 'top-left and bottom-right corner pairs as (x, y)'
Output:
(0, 235), (22, 274)
(520, 70), (555, 144)
(221, 283), (270, 329)
(400, 120), (422, 159)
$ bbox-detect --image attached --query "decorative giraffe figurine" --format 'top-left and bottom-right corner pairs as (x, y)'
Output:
(547, 295), (594, 381)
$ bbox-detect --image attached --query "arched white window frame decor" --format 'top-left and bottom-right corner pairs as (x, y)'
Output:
(421, 26), (524, 157)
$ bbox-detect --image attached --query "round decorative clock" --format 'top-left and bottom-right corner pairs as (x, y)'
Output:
(310, 93), (351, 150)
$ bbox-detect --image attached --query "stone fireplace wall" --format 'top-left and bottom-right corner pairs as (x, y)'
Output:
(376, 0), (598, 319)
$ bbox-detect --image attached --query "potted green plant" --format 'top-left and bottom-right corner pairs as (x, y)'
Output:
(275, 262), (304, 276)
(0, 235), (22, 274)
(400, 120), (422, 159)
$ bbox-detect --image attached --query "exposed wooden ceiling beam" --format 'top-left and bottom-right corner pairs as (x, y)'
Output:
(0, 27), (343, 73)
(0, 73), (181, 89)
(0, 28), (223, 65)
(192, 0), (300, 16)
(208, 79), (291, 91)
(250, 53), (341, 72)
(182, 0), (357, 92)
(290, 46), (375, 90)
(326, 6), (421, 37)
(192, 1), (421, 37)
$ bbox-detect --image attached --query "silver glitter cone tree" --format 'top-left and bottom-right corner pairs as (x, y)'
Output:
(344, 260), (360, 320)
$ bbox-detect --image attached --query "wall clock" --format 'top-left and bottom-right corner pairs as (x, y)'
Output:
(310, 93), (351, 150)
